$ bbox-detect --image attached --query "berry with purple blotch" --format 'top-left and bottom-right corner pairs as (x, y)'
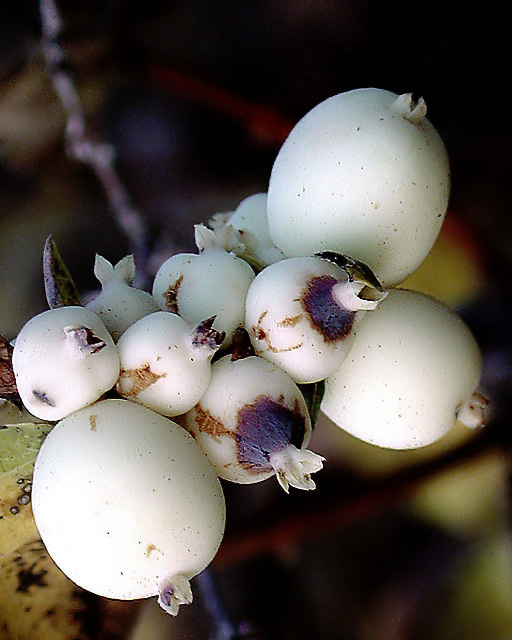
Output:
(185, 355), (324, 492)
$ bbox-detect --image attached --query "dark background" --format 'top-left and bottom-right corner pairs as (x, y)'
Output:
(0, 2), (510, 639)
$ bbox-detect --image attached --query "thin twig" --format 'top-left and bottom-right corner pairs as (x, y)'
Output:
(39, 0), (151, 285)
(195, 568), (262, 640)
(196, 569), (237, 640)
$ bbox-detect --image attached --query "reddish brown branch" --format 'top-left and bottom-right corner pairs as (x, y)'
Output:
(214, 424), (508, 569)
(147, 63), (294, 146)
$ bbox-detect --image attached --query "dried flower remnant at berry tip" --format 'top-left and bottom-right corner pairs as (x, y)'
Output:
(190, 316), (226, 350)
(233, 394), (324, 492)
(64, 326), (106, 355)
(158, 575), (193, 616)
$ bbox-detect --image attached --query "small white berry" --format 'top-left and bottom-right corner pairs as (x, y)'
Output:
(244, 255), (386, 383)
(86, 255), (160, 340)
(152, 245), (255, 344)
(12, 306), (120, 421)
(209, 193), (286, 267)
(116, 312), (225, 417)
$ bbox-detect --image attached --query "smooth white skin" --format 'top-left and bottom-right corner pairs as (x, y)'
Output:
(12, 306), (120, 421)
(86, 255), (160, 341)
(244, 257), (365, 383)
(152, 248), (255, 343)
(185, 355), (322, 491)
(32, 399), (225, 611)
(321, 289), (483, 449)
(116, 312), (217, 417)
(267, 88), (450, 286)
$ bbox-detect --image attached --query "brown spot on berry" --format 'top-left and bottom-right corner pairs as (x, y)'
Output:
(252, 310), (304, 354)
(277, 314), (303, 328)
(117, 365), (166, 398)
(193, 405), (230, 442)
(146, 543), (163, 558)
(163, 275), (183, 313)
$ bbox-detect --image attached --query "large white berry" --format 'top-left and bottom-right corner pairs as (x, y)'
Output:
(185, 355), (324, 492)
(86, 255), (160, 341)
(116, 312), (224, 416)
(152, 245), (255, 344)
(31, 399), (226, 615)
(321, 288), (486, 449)
(244, 255), (386, 383)
(267, 88), (450, 285)
(12, 306), (120, 421)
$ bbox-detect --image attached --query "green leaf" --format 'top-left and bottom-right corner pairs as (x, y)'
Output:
(0, 422), (53, 555)
(0, 422), (53, 475)
(43, 236), (82, 309)
(298, 380), (325, 427)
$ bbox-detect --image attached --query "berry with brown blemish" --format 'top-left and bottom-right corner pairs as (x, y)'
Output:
(185, 355), (324, 492)
(245, 256), (386, 383)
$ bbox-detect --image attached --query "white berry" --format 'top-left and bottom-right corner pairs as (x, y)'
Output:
(244, 256), (386, 383)
(152, 246), (255, 344)
(185, 355), (324, 492)
(12, 306), (120, 421)
(321, 288), (486, 449)
(267, 88), (450, 285)
(209, 193), (286, 267)
(31, 399), (226, 615)
(116, 312), (224, 417)
(86, 255), (160, 341)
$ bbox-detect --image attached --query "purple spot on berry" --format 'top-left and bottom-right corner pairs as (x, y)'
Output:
(32, 390), (55, 406)
(302, 275), (355, 342)
(236, 396), (306, 471)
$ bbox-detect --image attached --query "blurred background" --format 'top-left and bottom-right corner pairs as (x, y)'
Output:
(0, 1), (511, 639)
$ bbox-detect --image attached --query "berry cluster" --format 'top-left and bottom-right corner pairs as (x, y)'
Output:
(7, 88), (487, 616)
